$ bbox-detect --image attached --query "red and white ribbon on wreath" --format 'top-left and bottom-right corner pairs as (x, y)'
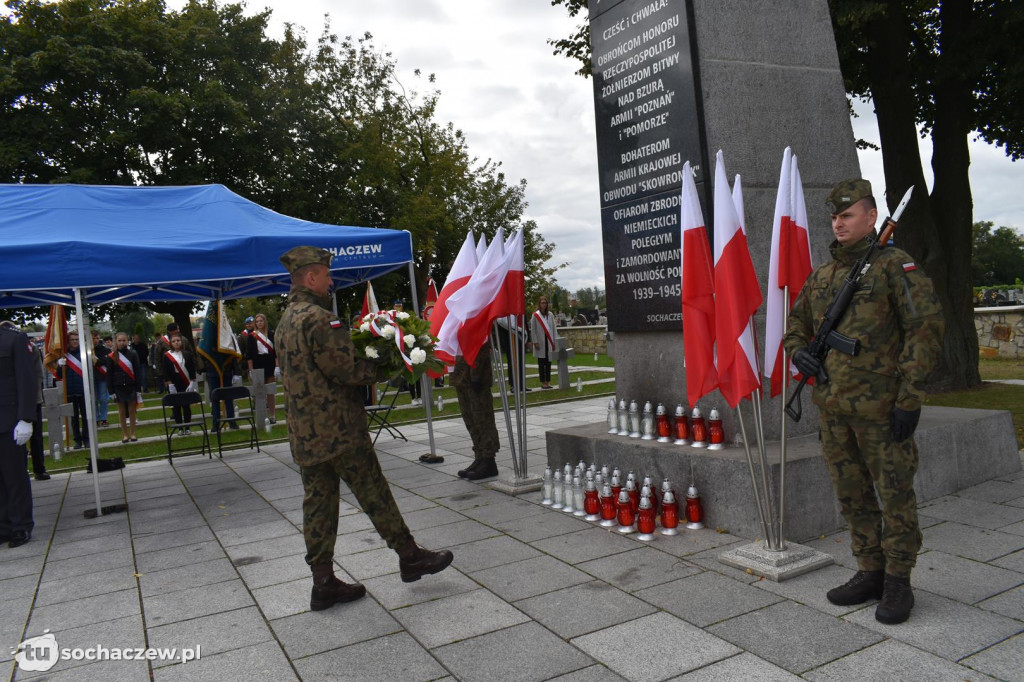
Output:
(393, 321), (414, 372)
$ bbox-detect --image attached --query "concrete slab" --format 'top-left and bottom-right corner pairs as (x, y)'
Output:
(392, 588), (530, 648)
(803, 639), (992, 681)
(960, 632), (1024, 682)
(435, 621), (595, 681)
(235, 553), (310, 590)
(471, 555), (593, 602)
(672, 652), (801, 681)
(547, 664), (627, 681)
(14, 657), (150, 681)
(363, 567), (478, 610)
(977, 584), (1024, 622)
(496, 507), (595, 543)
(707, 601), (884, 674)
(450, 535), (543, 573)
(269, 597), (402, 660)
(911, 550), (1024, 604)
(531, 526), (641, 565)
(411, 518), (503, 550)
(42, 546), (135, 581)
(146, 607), (274, 664)
(843, 589), (1024, 661)
(918, 496), (1024, 531)
(637, 571), (785, 628)
(292, 632), (447, 681)
(152, 641), (298, 682)
(135, 540), (227, 573)
(515, 580), (658, 639)
(577, 547), (701, 592)
(131, 525), (217, 555)
(138, 558), (239, 597)
(145, 579), (254, 627)
(28, 588), (139, 632)
(922, 521), (1024, 562)
(751, 563), (869, 616)
(14, 613), (145, 679)
(35, 565), (138, 606)
(573, 612), (739, 680)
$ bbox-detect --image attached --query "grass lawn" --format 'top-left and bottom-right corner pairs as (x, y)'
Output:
(927, 357), (1024, 448)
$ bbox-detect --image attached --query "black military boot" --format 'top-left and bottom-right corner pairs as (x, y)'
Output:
(457, 459), (485, 478)
(310, 564), (366, 611)
(398, 541), (454, 583)
(826, 569), (885, 606)
(875, 574), (914, 624)
(463, 458), (498, 481)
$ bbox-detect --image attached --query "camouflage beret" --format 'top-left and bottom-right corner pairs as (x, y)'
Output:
(826, 179), (873, 214)
(280, 246), (332, 274)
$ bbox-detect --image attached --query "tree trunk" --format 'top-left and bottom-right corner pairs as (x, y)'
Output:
(862, 3), (980, 391)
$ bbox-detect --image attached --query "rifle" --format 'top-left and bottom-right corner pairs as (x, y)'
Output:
(784, 186), (914, 422)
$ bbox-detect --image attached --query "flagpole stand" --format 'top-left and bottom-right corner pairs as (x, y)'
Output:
(718, 539), (833, 582)
(487, 474), (543, 496)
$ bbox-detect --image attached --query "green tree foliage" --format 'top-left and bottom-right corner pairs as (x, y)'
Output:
(972, 222), (1024, 287)
(1, 0), (563, 326)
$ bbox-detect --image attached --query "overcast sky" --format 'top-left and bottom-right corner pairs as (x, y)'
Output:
(184, 1), (1022, 292)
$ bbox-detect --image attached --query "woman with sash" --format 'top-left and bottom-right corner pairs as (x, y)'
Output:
(109, 332), (141, 443)
(246, 312), (279, 423)
(528, 296), (559, 390)
(162, 334), (197, 435)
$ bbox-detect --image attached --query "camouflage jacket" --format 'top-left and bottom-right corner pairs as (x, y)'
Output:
(784, 236), (943, 418)
(276, 286), (379, 467)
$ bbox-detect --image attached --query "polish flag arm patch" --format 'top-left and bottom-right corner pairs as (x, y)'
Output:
(902, 262), (917, 272)
(329, 320), (342, 329)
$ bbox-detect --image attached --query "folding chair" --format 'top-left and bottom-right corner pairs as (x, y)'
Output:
(161, 391), (212, 463)
(210, 385), (261, 458)
(365, 380), (406, 445)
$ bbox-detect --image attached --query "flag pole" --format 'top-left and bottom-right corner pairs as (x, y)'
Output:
(73, 289), (103, 518)
(407, 262), (437, 458)
(778, 284), (791, 550)
(490, 328), (521, 479)
(736, 398), (774, 547)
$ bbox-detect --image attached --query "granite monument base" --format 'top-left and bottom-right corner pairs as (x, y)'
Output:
(546, 406), (1020, 542)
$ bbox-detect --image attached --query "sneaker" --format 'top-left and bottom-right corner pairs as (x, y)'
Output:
(875, 574), (914, 624)
(183, 428), (192, 436)
(826, 569), (885, 606)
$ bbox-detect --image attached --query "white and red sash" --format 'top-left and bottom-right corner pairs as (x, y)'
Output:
(114, 352), (135, 381)
(253, 331), (274, 354)
(164, 351), (190, 384)
(66, 353), (83, 378)
(533, 310), (555, 354)
(161, 334), (171, 345)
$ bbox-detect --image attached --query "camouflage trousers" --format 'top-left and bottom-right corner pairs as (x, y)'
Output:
(453, 358), (499, 461)
(820, 412), (921, 577)
(299, 446), (412, 566)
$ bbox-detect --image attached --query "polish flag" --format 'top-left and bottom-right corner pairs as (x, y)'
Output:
(712, 151), (762, 408)
(359, 281), (379, 319)
(764, 149), (813, 396)
(431, 232), (478, 364)
(679, 161), (718, 406)
(449, 228), (525, 367)
(425, 277), (439, 307)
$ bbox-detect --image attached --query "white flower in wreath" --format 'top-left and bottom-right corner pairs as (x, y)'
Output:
(365, 346), (380, 359)
(410, 348), (427, 364)
(380, 325), (396, 339)
(404, 334), (416, 348)
(359, 322), (370, 333)
(395, 311), (410, 320)
(418, 334), (432, 345)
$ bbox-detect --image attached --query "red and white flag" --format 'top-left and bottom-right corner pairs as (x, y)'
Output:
(764, 149), (813, 396)
(449, 228), (525, 367)
(680, 161), (718, 406)
(423, 276), (439, 319)
(359, 281), (379, 319)
(431, 232), (479, 364)
(712, 151), (762, 408)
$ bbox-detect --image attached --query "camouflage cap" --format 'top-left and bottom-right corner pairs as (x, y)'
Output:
(280, 246), (332, 274)
(826, 178), (873, 214)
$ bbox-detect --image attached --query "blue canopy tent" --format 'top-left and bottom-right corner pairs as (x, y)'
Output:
(0, 183), (417, 515)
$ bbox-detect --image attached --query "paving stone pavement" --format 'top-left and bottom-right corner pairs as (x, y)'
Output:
(3, 397), (1023, 681)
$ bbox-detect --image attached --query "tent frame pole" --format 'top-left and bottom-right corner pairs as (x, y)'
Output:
(73, 289), (103, 517)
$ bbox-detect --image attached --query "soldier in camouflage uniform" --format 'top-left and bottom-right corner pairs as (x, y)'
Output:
(276, 246), (453, 612)
(452, 352), (500, 480)
(784, 179), (943, 625)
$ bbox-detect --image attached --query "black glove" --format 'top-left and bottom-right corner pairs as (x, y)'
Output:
(890, 407), (921, 442)
(792, 347), (822, 379)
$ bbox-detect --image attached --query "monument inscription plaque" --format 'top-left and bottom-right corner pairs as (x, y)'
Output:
(589, 0), (709, 331)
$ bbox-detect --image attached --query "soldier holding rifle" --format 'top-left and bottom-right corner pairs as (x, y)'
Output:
(784, 179), (943, 624)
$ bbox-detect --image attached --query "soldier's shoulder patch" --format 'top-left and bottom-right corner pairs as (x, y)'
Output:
(902, 262), (917, 272)
(329, 320), (342, 329)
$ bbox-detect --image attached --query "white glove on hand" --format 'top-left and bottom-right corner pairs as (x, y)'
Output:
(187, 381), (197, 393)
(14, 420), (32, 446)
(57, 357), (66, 367)
(168, 384), (178, 394)
(274, 366), (281, 380)
(231, 375), (243, 387)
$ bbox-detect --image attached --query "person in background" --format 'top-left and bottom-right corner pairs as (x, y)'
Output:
(109, 332), (141, 443)
(529, 295), (558, 390)
(0, 320), (36, 547)
(58, 332), (89, 450)
(90, 329), (110, 427)
(27, 337), (49, 480)
(162, 334), (197, 436)
(247, 313), (278, 422)
(131, 333), (150, 392)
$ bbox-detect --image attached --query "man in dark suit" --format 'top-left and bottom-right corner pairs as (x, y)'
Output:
(0, 321), (36, 548)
